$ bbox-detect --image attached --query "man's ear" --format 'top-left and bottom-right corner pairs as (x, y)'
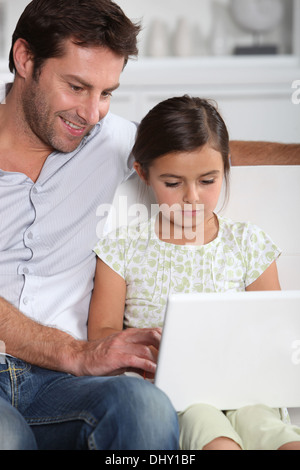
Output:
(133, 162), (149, 185)
(13, 38), (34, 79)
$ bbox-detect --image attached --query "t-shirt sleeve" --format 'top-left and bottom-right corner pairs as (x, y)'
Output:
(243, 223), (282, 287)
(93, 227), (128, 280)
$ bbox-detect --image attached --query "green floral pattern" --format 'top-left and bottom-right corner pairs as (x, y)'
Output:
(94, 215), (281, 329)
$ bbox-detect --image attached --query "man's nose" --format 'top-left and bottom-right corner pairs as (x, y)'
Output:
(77, 95), (109, 125)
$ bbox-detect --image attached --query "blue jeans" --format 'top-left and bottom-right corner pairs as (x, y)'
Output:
(0, 357), (179, 450)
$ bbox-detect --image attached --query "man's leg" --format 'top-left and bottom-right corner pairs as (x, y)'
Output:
(0, 397), (37, 450)
(22, 369), (179, 450)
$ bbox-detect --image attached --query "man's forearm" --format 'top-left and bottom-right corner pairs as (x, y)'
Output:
(0, 297), (159, 378)
(230, 141), (300, 166)
(0, 297), (81, 374)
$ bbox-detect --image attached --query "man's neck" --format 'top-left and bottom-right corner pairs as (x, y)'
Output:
(0, 87), (52, 182)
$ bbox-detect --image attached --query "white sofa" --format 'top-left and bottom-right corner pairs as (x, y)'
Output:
(110, 165), (300, 425)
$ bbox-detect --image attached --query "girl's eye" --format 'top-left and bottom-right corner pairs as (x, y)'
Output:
(201, 179), (214, 185)
(165, 182), (180, 188)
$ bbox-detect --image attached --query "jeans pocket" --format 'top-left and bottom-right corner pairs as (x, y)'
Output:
(5, 357), (31, 376)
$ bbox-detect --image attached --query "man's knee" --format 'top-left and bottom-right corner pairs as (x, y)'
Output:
(106, 376), (177, 422)
(90, 376), (179, 450)
(0, 399), (37, 450)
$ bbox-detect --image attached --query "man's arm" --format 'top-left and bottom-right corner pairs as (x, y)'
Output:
(0, 297), (159, 377)
(230, 141), (300, 166)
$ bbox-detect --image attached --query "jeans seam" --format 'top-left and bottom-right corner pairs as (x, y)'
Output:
(88, 432), (98, 450)
(9, 364), (17, 409)
(5, 361), (32, 409)
(25, 412), (99, 428)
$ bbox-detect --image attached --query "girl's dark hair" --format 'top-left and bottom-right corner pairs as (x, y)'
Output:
(9, 0), (141, 76)
(132, 95), (230, 194)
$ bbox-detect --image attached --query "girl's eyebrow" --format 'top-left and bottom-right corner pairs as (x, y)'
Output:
(159, 170), (221, 179)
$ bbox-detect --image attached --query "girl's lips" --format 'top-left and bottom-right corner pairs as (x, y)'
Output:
(182, 210), (203, 217)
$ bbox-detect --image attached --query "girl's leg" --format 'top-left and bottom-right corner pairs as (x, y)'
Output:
(278, 441), (300, 450)
(227, 405), (300, 450)
(178, 403), (243, 450)
(203, 437), (241, 450)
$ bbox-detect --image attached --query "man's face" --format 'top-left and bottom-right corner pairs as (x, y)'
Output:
(21, 40), (125, 153)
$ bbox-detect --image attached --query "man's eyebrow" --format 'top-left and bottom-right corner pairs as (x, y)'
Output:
(63, 74), (120, 92)
(105, 83), (120, 93)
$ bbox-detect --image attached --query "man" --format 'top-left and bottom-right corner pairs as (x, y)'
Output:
(0, 0), (299, 451)
(0, 0), (179, 450)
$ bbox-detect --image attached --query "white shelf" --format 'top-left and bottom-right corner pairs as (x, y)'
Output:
(119, 55), (300, 87)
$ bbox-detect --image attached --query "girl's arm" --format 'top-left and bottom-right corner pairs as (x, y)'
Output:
(246, 260), (281, 291)
(88, 258), (126, 341)
(88, 258), (160, 378)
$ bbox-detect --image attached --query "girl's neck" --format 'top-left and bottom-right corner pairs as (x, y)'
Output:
(156, 213), (219, 246)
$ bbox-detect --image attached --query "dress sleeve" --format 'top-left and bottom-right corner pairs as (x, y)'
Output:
(243, 223), (282, 287)
(93, 227), (128, 280)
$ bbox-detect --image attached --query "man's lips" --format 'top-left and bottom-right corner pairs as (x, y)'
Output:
(60, 116), (87, 136)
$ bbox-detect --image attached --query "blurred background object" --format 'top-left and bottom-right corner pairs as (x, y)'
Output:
(230, 0), (285, 55)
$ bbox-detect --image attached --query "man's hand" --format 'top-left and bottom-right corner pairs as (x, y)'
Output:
(73, 327), (162, 377)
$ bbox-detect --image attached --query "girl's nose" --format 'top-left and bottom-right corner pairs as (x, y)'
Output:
(183, 185), (200, 204)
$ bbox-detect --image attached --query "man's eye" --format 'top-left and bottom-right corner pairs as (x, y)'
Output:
(101, 91), (113, 99)
(70, 84), (83, 92)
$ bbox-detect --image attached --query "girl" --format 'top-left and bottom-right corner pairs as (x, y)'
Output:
(88, 96), (300, 450)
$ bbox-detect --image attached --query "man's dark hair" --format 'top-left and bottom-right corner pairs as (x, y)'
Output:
(9, 0), (141, 76)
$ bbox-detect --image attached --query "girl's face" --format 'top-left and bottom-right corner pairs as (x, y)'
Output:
(134, 144), (225, 244)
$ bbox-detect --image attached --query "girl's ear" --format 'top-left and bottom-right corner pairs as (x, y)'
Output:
(133, 162), (149, 185)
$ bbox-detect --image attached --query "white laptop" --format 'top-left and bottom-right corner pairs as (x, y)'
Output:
(154, 291), (300, 411)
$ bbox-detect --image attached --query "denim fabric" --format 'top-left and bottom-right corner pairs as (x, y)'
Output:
(0, 357), (179, 450)
(0, 396), (37, 450)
